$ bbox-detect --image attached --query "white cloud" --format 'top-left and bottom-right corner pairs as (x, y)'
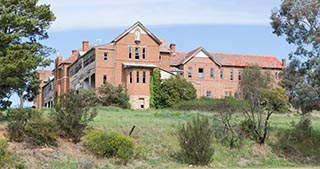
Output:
(40, 0), (280, 32)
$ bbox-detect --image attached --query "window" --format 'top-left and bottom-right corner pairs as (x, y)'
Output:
(238, 70), (242, 80)
(103, 75), (107, 84)
(135, 47), (140, 59)
(129, 72), (132, 83)
(210, 68), (214, 79)
(142, 48), (146, 59)
(220, 69), (224, 79)
(275, 72), (278, 80)
(206, 90), (212, 97)
(128, 47), (132, 59)
(159, 55), (162, 64)
(135, 31), (141, 41)
(198, 68), (204, 78)
(136, 71), (140, 83)
(230, 69), (234, 80)
(104, 52), (108, 60)
(188, 67), (192, 78)
(143, 71), (146, 83)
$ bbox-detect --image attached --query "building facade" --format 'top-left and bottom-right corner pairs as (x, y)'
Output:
(35, 22), (285, 109)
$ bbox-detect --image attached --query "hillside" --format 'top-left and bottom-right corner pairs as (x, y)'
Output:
(1, 107), (320, 168)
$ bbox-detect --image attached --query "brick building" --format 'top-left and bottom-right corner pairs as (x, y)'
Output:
(35, 21), (285, 109)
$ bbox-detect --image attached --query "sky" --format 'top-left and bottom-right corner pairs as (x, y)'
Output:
(13, 0), (295, 107)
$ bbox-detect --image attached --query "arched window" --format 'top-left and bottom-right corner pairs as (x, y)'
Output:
(135, 31), (141, 41)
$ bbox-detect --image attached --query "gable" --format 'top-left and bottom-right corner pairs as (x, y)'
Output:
(112, 21), (162, 45)
(195, 51), (210, 58)
(182, 47), (221, 67)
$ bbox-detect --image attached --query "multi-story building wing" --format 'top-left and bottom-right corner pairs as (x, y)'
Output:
(35, 21), (285, 109)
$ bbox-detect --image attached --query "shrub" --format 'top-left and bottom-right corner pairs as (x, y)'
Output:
(177, 115), (214, 165)
(6, 108), (58, 146)
(51, 89), (97, 143)
(159, 75), (197, 108)
(0, 139), (13, 167)
(82, 130), (135, 164)
(97, 83), (130, 109)
(24, 118), (58, 146)
(288, 115), (313, 142)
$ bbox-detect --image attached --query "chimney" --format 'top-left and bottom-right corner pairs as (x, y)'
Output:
(170, 43), (176, 53)
(82, 40), (89, 51)
(282, 59), (286, 67)
(71, 50), (79, 61)
(170, 43), (176, 57)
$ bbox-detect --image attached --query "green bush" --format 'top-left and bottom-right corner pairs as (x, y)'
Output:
(177, 115), (214, 165)
(159, 75), (197, 108)
(82, 130), (135, 163)
(288, 115), (313, 142)
(97, 83), (130, 109)
(6, 108), (58, 146)
(51, 90), (97, 143)
(25, 118), (58, 146)
(0, 139), (13, 167)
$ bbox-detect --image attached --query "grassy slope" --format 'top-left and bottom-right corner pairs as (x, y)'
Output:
(3, 107), (320, 168)
(86, 107), (320, 168)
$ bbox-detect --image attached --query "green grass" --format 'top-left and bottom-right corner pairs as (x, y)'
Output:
(3, 107), (320, 168)
(86, 107), (320, 168)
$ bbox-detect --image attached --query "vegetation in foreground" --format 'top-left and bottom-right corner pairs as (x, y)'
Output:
(1, 107), (319, 168)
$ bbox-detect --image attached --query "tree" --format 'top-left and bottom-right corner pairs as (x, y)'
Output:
(240, 66), (288, 144)
(271, 0), (320, 113)
(0, 0), (55, 109)
(97, 83), (130, 109)
(51, 90), (97, 143)
(150, 68), (161, 108)
(159, 75), (197, 108)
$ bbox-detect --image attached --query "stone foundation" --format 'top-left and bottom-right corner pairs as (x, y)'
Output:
(130, 95), (150, 109)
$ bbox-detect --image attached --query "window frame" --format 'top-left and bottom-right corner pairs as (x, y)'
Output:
(198, 68), (204, 79)
(188, 67), (192, 78)
(128, 47), (132, 59)
(135, 47), (140, 59)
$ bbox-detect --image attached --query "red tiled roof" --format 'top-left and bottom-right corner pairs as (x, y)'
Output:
(170, 47), (283, 69)
(170, 52), (187, 66)
(210, 53), (283, 68)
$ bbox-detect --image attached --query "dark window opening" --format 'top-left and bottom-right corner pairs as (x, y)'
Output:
(142, 48), (146, 59)
(136, 71), (140, 83)
(104, 52), (108, 60)
(143, 71), (146, 83)
(129, 72), (132, 83)
(103, 75), (107, 84)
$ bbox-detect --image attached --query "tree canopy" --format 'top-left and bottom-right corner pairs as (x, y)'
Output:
(0, 0), (55, 109)
(271, 0), (320, 113)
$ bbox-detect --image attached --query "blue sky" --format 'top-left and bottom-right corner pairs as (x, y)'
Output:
(13, 0), (295, 107)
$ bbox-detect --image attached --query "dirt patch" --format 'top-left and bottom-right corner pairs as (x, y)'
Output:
(8, 138), (107, 168)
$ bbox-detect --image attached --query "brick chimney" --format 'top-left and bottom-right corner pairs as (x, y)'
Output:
(170, 43), (176, 57)
(282, 59), (286, 67)
(82, 41), (89, 51)
(71, 50), (79, 61)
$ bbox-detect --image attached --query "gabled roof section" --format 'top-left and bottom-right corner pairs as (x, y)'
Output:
(111, 21), (162, 45)
(181, 47), (221, 66)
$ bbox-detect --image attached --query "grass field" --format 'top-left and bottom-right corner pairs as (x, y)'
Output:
(2, 107), (320, 168)
(85, 107), (320, 168)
